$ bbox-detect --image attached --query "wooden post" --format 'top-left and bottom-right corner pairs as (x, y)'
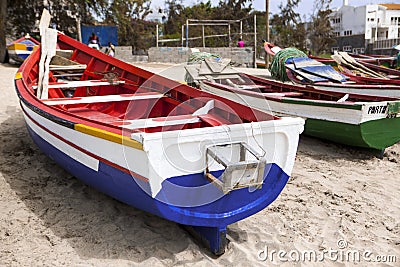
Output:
(181, 25), (184, 47)
(240, 20), (243, 39)
(37, 9), (51, 99)
(77, 16), (82, 42)
(254, 15), (257, 68)
(186, 19), (189, 47)
(202, 25), (205, 48)
(228, 24), (231, 47)
(156, 24), (159, 47)
(265, 0), (270, 68)
(0, 0), (6, 63)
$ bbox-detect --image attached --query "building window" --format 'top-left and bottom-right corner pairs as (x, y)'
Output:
(392, 17), (400, 25)
(343, 46), (352, 52)
(333, 31), (340, 37)
(343, 30), (352, 36)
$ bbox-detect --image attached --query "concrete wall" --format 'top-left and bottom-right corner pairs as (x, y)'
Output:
(113, 46), (254, 66)
(334, 34), (366, 53)
(148, 47), (254, 67)
(114, 46), (135, 62)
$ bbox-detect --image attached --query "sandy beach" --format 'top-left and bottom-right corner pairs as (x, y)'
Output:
(0, 62), (399, 266)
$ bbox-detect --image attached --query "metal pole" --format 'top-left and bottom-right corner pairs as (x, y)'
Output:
(202, 25), (205, 48)
(240, 20), (243, 39)
(156, 24), (159, 47)
(254, 14), (257, 68)
(228, 24), (231, 47)
(186, 19), (189, 47)
(181, 25), (184, 47)
(265, 0), (270, 68)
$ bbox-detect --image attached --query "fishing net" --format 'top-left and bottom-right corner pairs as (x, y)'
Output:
(188, 52), (221, 64)
(269, 47), (307, 81)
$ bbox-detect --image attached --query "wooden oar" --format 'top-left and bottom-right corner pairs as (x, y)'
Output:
(338, 52), (386, 78)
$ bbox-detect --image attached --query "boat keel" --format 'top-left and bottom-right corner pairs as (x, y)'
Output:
(181, 225), (227, 255)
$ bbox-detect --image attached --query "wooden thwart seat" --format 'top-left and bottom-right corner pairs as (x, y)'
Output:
(49, 64), (87, 71)
(261, 92), (303, 97)
(113, 113), (226, 130)
(42, 92), (164, 105)
(33, 79), (125, 90)
(115, 115), (201, 129)
(236, 84), (271, 90)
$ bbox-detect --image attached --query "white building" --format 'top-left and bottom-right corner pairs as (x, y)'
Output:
(330, 0), (400, 54)
(146, 7), (167, 24)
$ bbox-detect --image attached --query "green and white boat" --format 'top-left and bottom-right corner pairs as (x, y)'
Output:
(201, 75), (400, 150)
(185, 59), (400, 151)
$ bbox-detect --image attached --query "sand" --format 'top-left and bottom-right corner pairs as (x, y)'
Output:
(0, 62), (399, 266)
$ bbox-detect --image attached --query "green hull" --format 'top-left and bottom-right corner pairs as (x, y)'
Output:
(304, 117), (400, 150)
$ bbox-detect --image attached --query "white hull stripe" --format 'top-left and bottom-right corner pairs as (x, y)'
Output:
(23, 109), (100, 171)
(21, 103), (150, 182)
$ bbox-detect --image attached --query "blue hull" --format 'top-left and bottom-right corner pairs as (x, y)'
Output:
(26, 121), (290, 254)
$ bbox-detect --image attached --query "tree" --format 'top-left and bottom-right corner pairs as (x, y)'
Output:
(270, 0), (306, 50)
(309, 0), (335, 55)
(164, 0), (185, 36)
(164, 0), (254, 47)
(7, 1), (44, 38)
(6, 1), (105, 40)
(103, 0), (152, 48)
(0, 0), (6, 63)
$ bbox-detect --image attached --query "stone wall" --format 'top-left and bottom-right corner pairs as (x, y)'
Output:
(148, 47), (254, 67)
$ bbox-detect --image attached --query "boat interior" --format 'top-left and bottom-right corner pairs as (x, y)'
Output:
(26, 44), (275, 134)
(209, 73), (398, 104)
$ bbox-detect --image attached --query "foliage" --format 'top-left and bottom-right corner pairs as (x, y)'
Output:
(6, 0), (45, 38)
(5, 0), (151, 46)
(102, 0), (152, 49)
(270, 0), (306, 51)
(2, 0), (263, 53)
(163, 0), (256, 48)
(6, 0), (106, 40)
(309, 0), (335, 55)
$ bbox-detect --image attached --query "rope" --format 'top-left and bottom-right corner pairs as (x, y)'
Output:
(269, 47), (307, 81)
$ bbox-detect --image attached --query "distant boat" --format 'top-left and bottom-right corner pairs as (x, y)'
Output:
(7, 34), (40, 63)
(264, 41), (396, 66)
(14, 12), (304, 255)
(263, 42), (400, 97)
(185, 57), (400, 151)
(331, 52), (400, 86)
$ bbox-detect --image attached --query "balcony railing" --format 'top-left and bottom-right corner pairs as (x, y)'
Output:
(373, 38), (400, 50)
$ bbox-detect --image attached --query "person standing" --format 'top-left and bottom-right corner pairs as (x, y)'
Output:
(237, 38), (244, 48)
(88, 32), (101, 50)
(397, 50), (400, 69)
(105, 42), (115, 57)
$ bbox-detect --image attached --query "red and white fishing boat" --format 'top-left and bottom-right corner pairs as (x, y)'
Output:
(14, 11), (304, 255)
(263, 42), (400, 98)
(7, 33), (40, 63)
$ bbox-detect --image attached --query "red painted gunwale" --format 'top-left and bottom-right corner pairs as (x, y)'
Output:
(16, 32), (278, 140)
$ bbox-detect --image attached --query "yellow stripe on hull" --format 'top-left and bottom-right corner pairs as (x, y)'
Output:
(74, 124), (143, 150)
(8, 43), (39, 51)
(15, 72), (23, 80)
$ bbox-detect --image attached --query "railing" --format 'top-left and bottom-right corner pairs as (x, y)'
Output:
(373, 38), (400, 50)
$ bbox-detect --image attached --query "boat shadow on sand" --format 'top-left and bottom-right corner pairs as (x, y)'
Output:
(0, 107), (191, 261)
(297, 135), (399, 162)
(1, 106), (398, 261)
(0, 107), (255, 260)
